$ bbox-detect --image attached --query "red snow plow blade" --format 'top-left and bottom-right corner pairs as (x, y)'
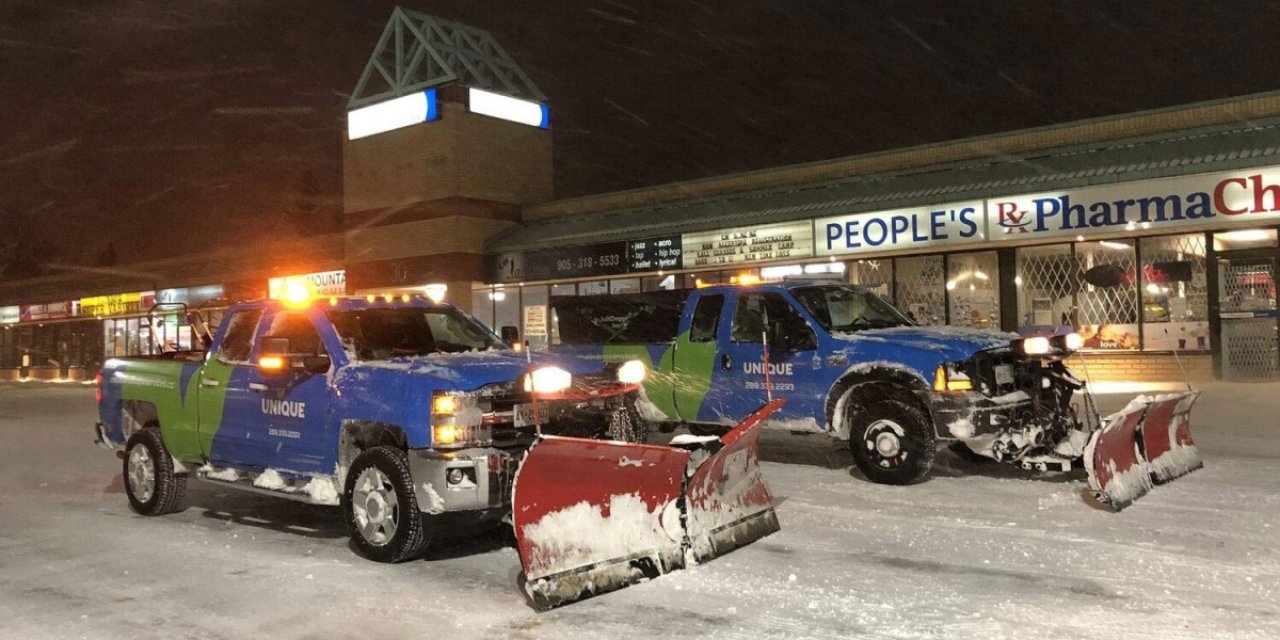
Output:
(1084, 391), (1201, 511)
(512, 400), (784, 610)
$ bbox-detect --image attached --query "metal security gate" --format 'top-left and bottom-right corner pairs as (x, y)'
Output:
(1217, 252), (1280, 381)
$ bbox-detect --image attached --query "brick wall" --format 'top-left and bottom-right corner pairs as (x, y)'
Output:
(1064, 352), (1213, 383)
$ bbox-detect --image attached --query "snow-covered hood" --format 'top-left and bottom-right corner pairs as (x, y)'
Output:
(335, 349), (606, 391)
(834, 325), (1016, 363)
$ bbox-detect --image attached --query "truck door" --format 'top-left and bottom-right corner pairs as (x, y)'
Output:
(708, 291), (821, 426)
(671, 292), (726, 421)
(198, 308), (264, 467)
(230, 308), (334, 475)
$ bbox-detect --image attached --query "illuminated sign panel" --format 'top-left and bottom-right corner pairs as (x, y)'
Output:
(0, 306), (18, 324)
(19, 301), (73, 322)
(468, 88), (548, 128)
(79, 292), (153, 318)
(628, 235), (682, 271)
(268, 270), (346, 299)
(347, 89), (439, 140)
(989, 166), (1280, 241)
(681, 222), (813, 269)
(156, 285), (225, 307)
(816, 201), (986, 256)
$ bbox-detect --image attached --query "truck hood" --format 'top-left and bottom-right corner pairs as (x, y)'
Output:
(335, 350), (607, 391)
(833, 325), (1016, 366)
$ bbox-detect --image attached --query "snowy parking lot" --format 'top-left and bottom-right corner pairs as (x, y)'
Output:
(1, 383), (1277, 640)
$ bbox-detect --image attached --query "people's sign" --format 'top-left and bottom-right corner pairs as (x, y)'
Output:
(989, 167), (1280, 240)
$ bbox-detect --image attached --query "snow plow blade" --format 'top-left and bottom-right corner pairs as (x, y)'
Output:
(512, 400), (784, 610)
(1084, 391), (1201, 511)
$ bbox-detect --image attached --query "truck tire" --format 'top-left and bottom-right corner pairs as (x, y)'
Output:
(343, 446), (430, 563)
(606, 397), (649, 443)
(848, 398), (936, 485)
(123, 428), (187, 516)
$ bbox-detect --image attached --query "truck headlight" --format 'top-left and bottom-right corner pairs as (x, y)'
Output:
(431, 391), (489, 449)
(523, 366), (572, 394)
(1016, 336), (1052, 356)
(1053, 332), (1083, 352)
(617, 360), (647, 384)
(432, 423), (491, 449)
(933, 364), (973, 392)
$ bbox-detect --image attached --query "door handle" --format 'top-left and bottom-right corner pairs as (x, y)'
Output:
(248, 383), (268, 392)
(720, 353), (732, 371)
(200, 378), (219, 388)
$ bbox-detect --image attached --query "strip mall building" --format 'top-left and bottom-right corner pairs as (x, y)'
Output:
(2, 11), (1278, 384)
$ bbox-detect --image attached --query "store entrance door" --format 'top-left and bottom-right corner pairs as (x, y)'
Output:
(1217, 250), (1280, 381)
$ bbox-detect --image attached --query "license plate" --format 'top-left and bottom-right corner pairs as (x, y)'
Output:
(994, 364), (1014, 386)
(514, 403), (537, 427)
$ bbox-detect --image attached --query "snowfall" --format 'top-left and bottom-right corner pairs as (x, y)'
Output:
(0, 382), (1276, 640)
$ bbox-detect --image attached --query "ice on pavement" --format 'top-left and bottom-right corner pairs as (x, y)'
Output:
(1, 383), (1277, 639)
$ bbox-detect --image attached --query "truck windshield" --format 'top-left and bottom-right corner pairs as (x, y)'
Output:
(328, 308), (505, 359)
(790, 286), (911, 332)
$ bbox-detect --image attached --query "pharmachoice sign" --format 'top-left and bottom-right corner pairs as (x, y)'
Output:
(816, 201), (985, 257)
(990, 167), (1280, 240)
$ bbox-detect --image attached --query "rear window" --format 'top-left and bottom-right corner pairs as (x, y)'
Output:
(218, 310), (262, 363)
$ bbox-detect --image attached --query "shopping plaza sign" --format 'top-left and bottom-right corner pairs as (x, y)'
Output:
(989, 165), (1280, 240)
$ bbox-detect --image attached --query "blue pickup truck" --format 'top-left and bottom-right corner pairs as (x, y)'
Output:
(94, 295), (646, 562)
(551, 280), (1092, 485)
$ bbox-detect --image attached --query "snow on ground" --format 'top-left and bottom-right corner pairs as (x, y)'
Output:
(0, 382), (1277, 639)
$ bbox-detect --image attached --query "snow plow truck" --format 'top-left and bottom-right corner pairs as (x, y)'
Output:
(548, 279), (1203, 510)
(94, 293), (780, 609)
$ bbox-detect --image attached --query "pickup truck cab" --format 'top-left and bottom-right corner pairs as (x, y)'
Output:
(551, 281), (1087, 485)
(95, 295), (643, 562)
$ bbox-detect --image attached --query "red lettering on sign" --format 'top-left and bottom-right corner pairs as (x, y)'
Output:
(1249, 174), (1280, 213)
(1214, 177), (1249, 215)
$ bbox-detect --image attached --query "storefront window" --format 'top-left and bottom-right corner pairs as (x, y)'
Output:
(521, 285), (550, 351)
(493, 288), (519, 337)
(1140, 234), (1209, 351)
(946, 252), (1000, 329)
(578, 280), (608, 296)
(1016, 244), (1075, 332)
(609, 278), (641, 294)
(895, 255), (945, 325)
(1075, 241), (1139, 350)
(848, 259), (892, 300)
(471, 288), (495, 329)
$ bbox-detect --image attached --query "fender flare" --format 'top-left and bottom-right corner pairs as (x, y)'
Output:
(824, 363), (933, 440)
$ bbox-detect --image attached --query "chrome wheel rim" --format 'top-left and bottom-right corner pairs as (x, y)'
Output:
(352, 468), (399, 546)
(864, 419), (909, 468)
(127, 445), (156, 503)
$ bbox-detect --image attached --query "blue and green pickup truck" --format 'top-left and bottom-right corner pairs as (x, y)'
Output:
(94, 295), (646, 562)
(550, 280), (1093, 485)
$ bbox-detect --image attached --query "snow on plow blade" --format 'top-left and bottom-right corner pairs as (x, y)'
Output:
(1084, 391), (1201, 511)
(512, 400), (784, 610)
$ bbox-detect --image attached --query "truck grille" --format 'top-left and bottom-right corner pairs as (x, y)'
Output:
(967, 349), (1032, 397)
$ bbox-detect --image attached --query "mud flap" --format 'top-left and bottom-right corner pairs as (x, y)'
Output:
(512, 400), (785, 610)
(1084, 391), (1201, 511)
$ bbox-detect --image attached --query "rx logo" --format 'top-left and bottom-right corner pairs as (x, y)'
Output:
(996, 202), (1031, 234)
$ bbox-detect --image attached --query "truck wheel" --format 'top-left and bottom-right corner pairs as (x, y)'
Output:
(606, 398), (649, 443)
(343, 446), (430, 563)
(123, 428), (187, 516)
(849, 398), (936, 485)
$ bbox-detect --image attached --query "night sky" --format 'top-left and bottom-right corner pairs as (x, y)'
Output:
(1, 0), (1277, 272)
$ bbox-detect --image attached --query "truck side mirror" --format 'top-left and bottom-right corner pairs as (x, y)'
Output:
(500, 325), (520, 346)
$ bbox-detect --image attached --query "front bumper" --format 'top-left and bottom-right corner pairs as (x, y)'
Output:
(407, 447), (520, 514)
(928, 391), (1040, 439)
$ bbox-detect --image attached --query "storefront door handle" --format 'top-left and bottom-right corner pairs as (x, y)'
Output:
(200, 378), (219, 388)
